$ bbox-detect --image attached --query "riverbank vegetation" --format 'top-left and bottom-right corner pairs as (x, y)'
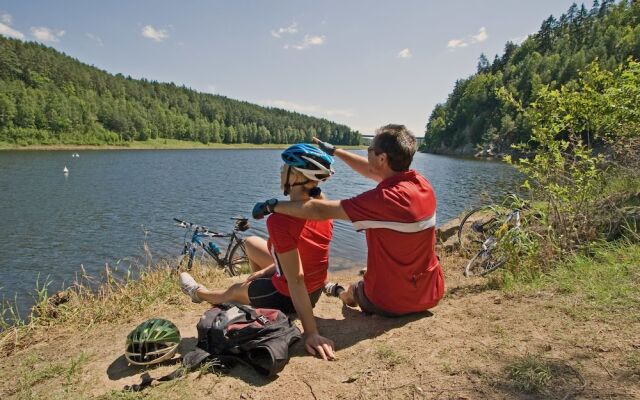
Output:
(423, 0), (639, 156)
(0, 36), (361, 147)
(0, 138), (366, 151)
(476, 56), (640, 288)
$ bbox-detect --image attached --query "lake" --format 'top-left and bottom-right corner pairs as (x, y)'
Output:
(0, 149), (519, 315)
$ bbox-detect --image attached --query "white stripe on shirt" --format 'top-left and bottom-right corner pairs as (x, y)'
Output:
(352, 213), (436, 233)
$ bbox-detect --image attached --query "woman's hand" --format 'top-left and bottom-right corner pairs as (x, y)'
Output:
(304, 332), (336, 361)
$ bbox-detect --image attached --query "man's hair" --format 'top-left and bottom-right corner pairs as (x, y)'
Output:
(371, 124), (416, 172)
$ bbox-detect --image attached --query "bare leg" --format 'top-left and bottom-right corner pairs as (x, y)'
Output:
(196, 281), (251, 305)
(244, 236), (274, 273)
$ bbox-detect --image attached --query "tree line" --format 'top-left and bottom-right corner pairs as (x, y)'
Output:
(0, 36), (361, 146)
(423, 0), (640, 155)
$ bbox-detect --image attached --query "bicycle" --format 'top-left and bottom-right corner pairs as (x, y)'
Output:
(173, 217), (250, 276)
(457, 206), (521, 277)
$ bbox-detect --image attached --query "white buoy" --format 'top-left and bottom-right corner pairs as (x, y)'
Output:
(63, 165), (69, 174)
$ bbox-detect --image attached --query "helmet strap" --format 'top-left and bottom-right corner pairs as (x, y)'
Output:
(283, 166), (291, 196)
(284, 166), (311, 196)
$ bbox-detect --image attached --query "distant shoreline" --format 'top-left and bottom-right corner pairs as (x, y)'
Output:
(0, 139), (366, 151)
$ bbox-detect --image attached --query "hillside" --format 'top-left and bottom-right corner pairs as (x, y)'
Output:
(0, 36), (361, 146)
(423, 0), (640, 156)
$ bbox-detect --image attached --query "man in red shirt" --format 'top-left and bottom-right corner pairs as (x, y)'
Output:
(253, 124), (445, 316)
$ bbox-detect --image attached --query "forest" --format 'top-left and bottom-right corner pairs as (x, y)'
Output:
(423, 0), (639, 155)
(0, 36), (361, 146)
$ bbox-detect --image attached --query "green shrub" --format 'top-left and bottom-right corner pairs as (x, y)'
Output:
(498, 59), (640, 279)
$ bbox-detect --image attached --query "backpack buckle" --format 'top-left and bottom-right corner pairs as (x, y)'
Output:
(257, 315), (270, 325)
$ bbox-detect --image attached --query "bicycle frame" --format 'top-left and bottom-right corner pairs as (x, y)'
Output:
(175, 218), (249, 275)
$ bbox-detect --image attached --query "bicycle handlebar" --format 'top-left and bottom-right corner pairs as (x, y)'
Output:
(173, 218), (225, 237)
(174, 216), (249, 235)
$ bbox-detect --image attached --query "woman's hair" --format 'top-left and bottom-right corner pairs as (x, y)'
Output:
(288, 167), (322, 198)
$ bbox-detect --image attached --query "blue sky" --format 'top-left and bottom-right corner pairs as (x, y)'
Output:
(0, 0), (580, 136)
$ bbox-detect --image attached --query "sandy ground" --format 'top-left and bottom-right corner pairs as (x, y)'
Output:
(1, 249), (639, 399)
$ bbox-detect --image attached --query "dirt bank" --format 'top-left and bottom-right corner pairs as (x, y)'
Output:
(1, 250), (638, 399)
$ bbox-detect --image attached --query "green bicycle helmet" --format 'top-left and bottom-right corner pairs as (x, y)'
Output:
(125, 318), (181, 366)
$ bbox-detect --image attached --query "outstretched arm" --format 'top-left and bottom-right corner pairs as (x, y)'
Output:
(253, 196), (350, 221)
(275, 199), (350, 221)
(313, 137), (382, 182)
(277, 248), (335, 360)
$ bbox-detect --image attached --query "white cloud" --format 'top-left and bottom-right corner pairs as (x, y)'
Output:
(262, 99), (353, 118)
(284, 34), (326, 50)
(472, 27), (488, 43)
(271, 22), (297, 38)
(86, 33), (103, 46)
(0, 22), (24, 39)
(1, 12), (12, 25)
(397, 48), (412, 59)
(447, 39), (468, 48)
(510, 31), (536, 45)
(447, 27), (488, 49)
(31, 26), (65, 42)
(141, 25), (168, 42)
(0, 12), (24, 39)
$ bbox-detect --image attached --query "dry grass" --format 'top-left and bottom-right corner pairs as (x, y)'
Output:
(0, 259), (231, 357)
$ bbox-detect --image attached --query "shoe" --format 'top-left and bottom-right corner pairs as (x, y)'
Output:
(324, 282), (345, 297)
(179, 272), (202, 303)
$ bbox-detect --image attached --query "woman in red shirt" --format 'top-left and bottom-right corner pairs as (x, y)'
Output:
(180, 144), (336, 360)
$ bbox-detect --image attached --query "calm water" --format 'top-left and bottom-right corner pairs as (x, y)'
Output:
(0, 149), (519, 314)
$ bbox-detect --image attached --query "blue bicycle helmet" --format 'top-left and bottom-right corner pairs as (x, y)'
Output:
(281, 143), (334, 181)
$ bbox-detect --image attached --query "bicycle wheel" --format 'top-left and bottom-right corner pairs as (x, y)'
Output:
(457, 206), (507, 254)
(226, 240), (249, 276)
(178, 246), (196, 271)
(464, 249), (505, 277)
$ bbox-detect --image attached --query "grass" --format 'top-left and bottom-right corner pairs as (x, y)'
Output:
(627, 350), (640, 377)
(13, 352), (90, 398)
(0, 259), (230, 357)
(506, 355), (552, 394)
(374, 343), (406, 368)
(505, 241), (640, 318)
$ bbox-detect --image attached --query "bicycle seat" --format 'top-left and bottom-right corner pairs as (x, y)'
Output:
(233, 218), (250, 232)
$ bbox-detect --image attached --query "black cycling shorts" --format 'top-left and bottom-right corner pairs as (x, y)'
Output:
(247, 277), (322, 314)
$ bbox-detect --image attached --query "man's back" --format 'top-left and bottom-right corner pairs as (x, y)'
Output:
(341, 170), (445, 314)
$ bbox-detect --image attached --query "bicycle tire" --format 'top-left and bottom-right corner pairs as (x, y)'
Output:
(463, 250), (505, 277)
(457, 206), (507, 252)
(181, 246), (197, 271)
(226, 240), (249, 276)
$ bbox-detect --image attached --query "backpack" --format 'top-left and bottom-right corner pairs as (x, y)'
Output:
(125, 303), (302, 391)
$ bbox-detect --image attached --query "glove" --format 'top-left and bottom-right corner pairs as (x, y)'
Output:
(252, 198), (278, 219)
(316, 139), (336, 156)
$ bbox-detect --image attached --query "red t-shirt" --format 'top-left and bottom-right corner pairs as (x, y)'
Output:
(341, 170), (445, 314)
(266, 214), (333, 297)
